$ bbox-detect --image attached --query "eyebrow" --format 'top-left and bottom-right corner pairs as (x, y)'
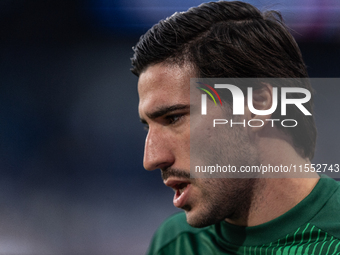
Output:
(140, 104), (190, 124)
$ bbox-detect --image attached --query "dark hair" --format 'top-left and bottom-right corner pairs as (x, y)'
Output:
(131, 1), (316, 159)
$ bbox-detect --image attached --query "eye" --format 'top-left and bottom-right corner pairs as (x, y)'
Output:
(166, 114), (184, 125)
(143, 124), (149, 132)
(140, 119), (149, 132)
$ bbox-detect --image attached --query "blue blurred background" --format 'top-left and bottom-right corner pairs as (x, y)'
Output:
(0, 0), (339, 254)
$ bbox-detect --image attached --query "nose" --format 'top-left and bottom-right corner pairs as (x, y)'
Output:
(143, 127), (175, 171)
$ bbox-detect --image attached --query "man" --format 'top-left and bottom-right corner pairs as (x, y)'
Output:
(131, 1), (340, 254)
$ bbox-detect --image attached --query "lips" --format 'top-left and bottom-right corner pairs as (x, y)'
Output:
(164, 179), (192, 208)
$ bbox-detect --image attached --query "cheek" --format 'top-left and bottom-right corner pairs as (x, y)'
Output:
(175, 122), (191, 158)
(193, 179), (215, 197)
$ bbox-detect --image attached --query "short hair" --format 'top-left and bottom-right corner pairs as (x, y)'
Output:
(131, 1), (316, 160)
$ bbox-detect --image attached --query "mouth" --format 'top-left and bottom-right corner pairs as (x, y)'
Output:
(164, 179), (192, 208)
(176, 182), (189, 195)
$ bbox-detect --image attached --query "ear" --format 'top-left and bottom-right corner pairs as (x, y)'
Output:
(245, 83), (277, 132)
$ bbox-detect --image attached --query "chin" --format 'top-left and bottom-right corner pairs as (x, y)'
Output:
(184, 208), (222, 228)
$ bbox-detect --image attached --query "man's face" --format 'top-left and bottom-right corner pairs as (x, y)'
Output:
(138, 63), (258, 227)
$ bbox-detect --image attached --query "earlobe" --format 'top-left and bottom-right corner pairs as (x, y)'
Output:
(246, 83), (276, 132)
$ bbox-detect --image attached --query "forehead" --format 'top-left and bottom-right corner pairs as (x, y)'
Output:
(138, 63), (193, 113)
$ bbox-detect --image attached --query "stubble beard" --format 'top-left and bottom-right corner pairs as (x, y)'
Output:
(185, 178), (258, 228)
(186, 116), (261, 228)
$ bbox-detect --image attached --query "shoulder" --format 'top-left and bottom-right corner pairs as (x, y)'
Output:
(146, 212), (212, 255)
(310, 176), (340, 238)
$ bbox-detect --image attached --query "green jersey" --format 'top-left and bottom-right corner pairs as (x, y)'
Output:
(147, 176), (340, 255)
